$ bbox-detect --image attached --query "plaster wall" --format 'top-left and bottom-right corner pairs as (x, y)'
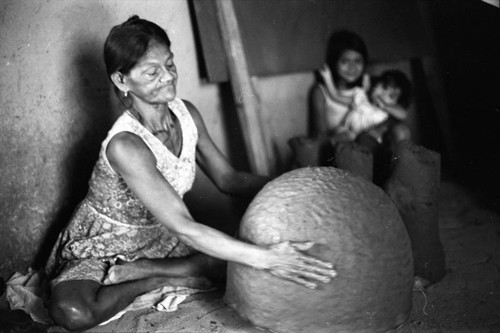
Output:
(0, 0), (313, 277)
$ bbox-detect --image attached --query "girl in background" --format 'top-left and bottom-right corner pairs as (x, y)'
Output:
(310, 30), (369, 139)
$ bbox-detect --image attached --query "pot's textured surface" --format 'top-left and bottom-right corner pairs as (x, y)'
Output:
(225, 167), (414, 333)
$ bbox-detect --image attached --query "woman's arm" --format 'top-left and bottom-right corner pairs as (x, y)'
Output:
(184, 100), (270, 198)
(107, 133), (336, 288)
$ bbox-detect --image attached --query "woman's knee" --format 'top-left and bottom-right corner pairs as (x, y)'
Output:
(49, 297), (97, 331)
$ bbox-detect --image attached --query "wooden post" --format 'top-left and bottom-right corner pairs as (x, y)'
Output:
(214, 0), (272, 175)
(417, 0), (457, 166)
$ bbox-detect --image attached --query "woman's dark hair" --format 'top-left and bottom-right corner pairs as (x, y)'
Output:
(373, 70), (412, 108)
(325, 30), (368, 87)
(104, 15), (171, 79)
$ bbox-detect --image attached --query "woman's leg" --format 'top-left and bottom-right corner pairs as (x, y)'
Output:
(104, 252), (225, 285)
(50, 275), (211, 331)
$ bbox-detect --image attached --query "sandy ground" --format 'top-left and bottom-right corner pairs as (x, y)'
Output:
(1, 180), (499, 333)
(396, 182), (500, 333)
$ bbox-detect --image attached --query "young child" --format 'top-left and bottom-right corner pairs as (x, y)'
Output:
(340, 69), (412, 144)
(355, 70), (413, 186)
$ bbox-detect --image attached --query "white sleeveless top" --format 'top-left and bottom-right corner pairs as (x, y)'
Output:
(101, 98), (198, 197)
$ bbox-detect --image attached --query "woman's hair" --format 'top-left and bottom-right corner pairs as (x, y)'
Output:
(104, 15), (171, 79)
(373, 70), (412, 108)
(325, 30), (368, 87)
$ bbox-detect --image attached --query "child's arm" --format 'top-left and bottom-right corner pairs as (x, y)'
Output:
(373, 95), (408, 121)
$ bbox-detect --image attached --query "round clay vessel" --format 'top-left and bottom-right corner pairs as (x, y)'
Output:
(225, 167), (413, 333)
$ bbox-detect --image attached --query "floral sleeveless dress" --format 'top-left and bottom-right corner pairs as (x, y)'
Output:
(46, 98), (198, 286)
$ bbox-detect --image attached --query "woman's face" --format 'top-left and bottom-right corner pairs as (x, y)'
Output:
(124, 42), (178, 104)
(335, 50), (364, 86)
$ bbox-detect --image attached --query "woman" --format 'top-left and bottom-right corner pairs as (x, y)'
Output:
(46, 16), (337, 331)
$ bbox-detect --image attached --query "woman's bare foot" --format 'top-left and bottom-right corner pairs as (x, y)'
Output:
(104, 259), (155, 285)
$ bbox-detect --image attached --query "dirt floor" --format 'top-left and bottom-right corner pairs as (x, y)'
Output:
(0, 179), (499, 333)
(396, 181), (500, 332)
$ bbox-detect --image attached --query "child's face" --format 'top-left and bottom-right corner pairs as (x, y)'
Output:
(371, 84), (401, 106)
(335, 50), (364, 85)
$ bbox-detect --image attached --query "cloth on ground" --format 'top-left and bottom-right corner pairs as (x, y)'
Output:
(4, 268), (52, 324)
(98, 284), (214, 326)
(3, 268), (213, 327)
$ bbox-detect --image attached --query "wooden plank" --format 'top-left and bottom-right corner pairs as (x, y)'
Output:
(213, 0), (272, 175)
(192, 0), (326, 82)
(420, 57), (457, 164)
(416, 0), (457, 165)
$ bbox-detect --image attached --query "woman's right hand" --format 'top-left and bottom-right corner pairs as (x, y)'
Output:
(264, 241), (337, 289)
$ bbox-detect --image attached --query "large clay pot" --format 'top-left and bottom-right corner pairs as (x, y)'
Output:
(225, 167), (413, 333)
